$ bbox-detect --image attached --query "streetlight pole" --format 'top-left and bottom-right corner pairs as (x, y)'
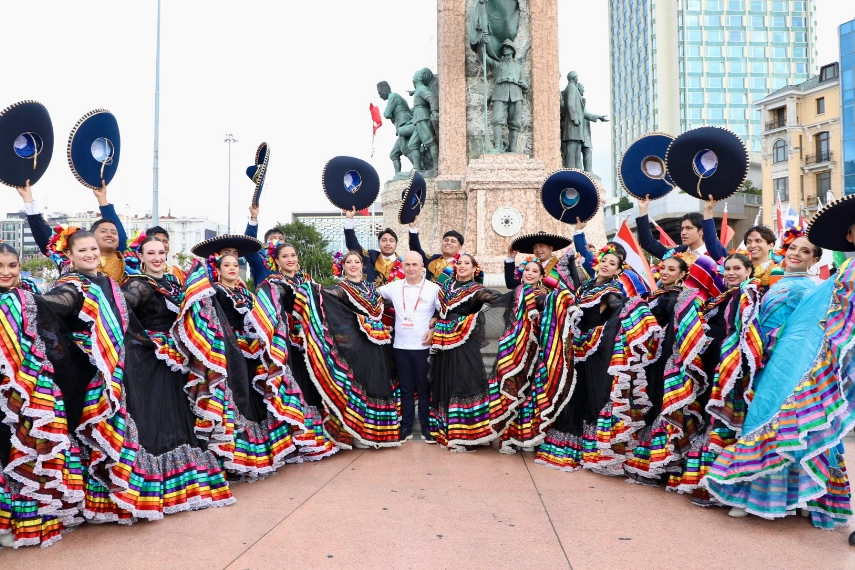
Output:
(224, 133), (238, 234)
(152, 0), (162, 225)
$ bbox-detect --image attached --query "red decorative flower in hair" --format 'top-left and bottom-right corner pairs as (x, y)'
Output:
(47, 224), (82, 268)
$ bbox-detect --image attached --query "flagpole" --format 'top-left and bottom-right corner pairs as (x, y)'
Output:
(151, 0), (161, 225)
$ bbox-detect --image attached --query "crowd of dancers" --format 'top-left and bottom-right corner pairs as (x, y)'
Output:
(2, 177), (855, 549)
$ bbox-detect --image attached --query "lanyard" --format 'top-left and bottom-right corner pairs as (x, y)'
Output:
(402, 279), (426, 313)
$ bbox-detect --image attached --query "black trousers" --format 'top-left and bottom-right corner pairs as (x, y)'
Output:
(394, 348), (430, 435)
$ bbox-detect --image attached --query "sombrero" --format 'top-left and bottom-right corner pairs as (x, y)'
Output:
(540, 169), (600, 224)
(246, 142), (269, 206)
(665, 126), (748, 201)
(67, 109), (121, 189)
(619, 132), (676, 200)
(0, 100), (54, 188)
(322, 156), (380, 211)
(511, 231), (571, 254)
(807, 194), (855, 252)
(191, 234), (263, 259)
(398, 170), (426, 224)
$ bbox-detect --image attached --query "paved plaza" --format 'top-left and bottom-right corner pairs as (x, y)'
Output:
(2, 439), (853, 569)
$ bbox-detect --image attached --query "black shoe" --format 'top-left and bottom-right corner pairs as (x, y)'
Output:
(423, 434), (437, 444)
(400, 432), (413, 442)
(849, 531), (855, 546)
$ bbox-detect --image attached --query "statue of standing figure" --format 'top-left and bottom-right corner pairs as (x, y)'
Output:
(561, 71), (608, 171)
(483, 36), (529, 153)
(410, 68), (440, 173)
(377, 81), (420, 176)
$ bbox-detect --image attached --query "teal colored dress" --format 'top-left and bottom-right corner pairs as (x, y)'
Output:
(705, 264), (855, 529)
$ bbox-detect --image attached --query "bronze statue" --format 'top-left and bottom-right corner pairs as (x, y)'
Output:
(484, 37), (528, 153)
(409, 68), (439, 173)
(577, 83), (609, 173)
(561, 71), (584, 169)
(377, 81), (419, 176)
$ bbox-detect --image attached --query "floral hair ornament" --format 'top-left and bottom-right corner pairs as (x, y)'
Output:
(331, 251), (344, 277)
(515, 255), (537, 282)
(205, 253), (223, 282)
(46, 224), (82, 269)
(592, 244), (623, 270)
(263, 240), (282, 272)
(451, 252), (484, 283)
(773, 224), (807, 265)
(123, 230), (147, 275)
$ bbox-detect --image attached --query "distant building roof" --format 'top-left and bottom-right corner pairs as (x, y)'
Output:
(759, 62), (840, 101)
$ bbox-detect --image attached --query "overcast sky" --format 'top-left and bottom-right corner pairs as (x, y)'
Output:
(1, 1), (847, 232)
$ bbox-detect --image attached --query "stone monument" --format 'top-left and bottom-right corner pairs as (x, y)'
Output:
(380, 0), (607, 284)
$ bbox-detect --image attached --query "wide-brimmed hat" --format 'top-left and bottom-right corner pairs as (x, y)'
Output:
(191, 234), (263, 259)
(67, 109), (121, 189)
(322, 156), (380, 211)
(246, 142), (269, 207)
(511, 231), (571, 254)
(666, 126), (748, 201)
(541, 169), (600, 224)
(807, 194), (855, 252)
(0, 100), (54, 188)
(398, 170), (426, 224)
(619, 132), (676, 200)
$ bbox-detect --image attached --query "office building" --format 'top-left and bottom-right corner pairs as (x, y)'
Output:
(841, 18), (855, 195)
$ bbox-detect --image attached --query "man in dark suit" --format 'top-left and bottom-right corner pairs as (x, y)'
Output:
(635, 194), (708, 264)
(407, 217), (463, 284)
(343, 207), (401, 286)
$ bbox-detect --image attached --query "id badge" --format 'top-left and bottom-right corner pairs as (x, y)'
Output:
(400, 312), (414, 328)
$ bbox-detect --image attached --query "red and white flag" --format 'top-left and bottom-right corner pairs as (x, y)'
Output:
(775, 192), (784, 237)
(650, 216), (678, 248)
(614, 219), (657, 290)
(719, 203), (735, 248)
(369, 103), (383, 135)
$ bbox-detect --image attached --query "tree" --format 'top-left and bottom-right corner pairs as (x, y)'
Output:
(174, 251), (194, 272)
(274, 219), (335, 284)
(742, 179), (761, 195)
(616, 195), (633, 213)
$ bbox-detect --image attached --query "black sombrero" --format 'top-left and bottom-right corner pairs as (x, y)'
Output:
(322, 156), (380, 211)
(67, 109), (121, 189)
(807, 195), (855, 252)
(540, 169), (600, 224)
(246, 142), (269, 206)
(511, 231), (571, 254)
(619, 132), (676, 200)
(0, 100), (54, 188)
(191, 234), (263, 259)
(398, 170), (426, 224)
(665, 126), (748, 201)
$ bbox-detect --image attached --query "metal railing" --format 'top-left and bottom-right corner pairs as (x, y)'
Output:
(765, 117), (786, 130)
(741, 192), (762, 205)
(804, 151), (833, 165)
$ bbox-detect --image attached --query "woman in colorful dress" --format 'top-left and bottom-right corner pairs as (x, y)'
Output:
(703, 231), (854, 529)
(290, 250), (401, 449)
(620, 253), (710, 484)
(536, 245), (660, 474)
(120, 234), (234, 513)
(429, 254), (516, 451)
(0, 242), (85, 547)
(253, 242), (337, 459)
(493, 259), (578, 454)
(174, 235), (314, 479)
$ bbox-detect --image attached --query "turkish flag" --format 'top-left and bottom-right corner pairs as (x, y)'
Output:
(357, 208), (369, 216)
(370, 103), (383, 135)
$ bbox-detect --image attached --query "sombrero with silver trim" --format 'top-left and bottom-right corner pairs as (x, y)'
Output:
(246, 142), (269, 206)
(322, 156), (380, 211)
(67, 109), (121, 189)
(807, 194), (855, 252)
(540, 168), (600, 224)
(0, 100), (54, 188)
(619, 132), (676, 200)
(191, 234), (263, 259)
(511, 231), (571, 254)
(398, 170), (426, 224)
(665, 126), (748, 202)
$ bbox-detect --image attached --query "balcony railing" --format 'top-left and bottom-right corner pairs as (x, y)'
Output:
(765, 118), (786, 130)
(741, 192), (762, 205)
(804, 151), (833, 165)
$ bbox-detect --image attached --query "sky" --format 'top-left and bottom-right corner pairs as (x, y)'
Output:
(1, 1), (848, 234)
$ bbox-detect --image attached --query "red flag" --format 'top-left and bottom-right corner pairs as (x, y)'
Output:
(369, 103), (383, 135)
(719, 204), (735, 247)
(357, 208), (369, 216)
(775, 193), (784, 237)
(650, 217), (678, 248)
(614, 219), (657, 290)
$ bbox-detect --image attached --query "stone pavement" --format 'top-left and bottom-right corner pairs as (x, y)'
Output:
(2, 440), (853, 570)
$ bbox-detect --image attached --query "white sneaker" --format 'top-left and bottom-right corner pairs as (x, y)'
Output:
(354, 441), (370, 449)
(728, 507), (748, 518)
(0, 533), (15, 548)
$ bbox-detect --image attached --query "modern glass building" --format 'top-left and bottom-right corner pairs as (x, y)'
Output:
(609, 0), (816, 198)
(842, 18), (855, 195)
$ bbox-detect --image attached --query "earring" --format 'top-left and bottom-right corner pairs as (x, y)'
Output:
(141, 262), (147, 274)
(676, 278), (685, 287)
(15, 275), (22, 288)
(808, 265), (819, 277)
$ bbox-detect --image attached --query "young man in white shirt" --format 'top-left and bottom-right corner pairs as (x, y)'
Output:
(378, 251), (440, 443)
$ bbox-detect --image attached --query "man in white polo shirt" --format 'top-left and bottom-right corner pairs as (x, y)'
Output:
(379, 251), (440, 443)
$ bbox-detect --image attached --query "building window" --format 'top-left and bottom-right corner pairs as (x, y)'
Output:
(730, 62), (746, 74)
(792, 16), (806, 27)
(771, 47), (787, 58)
(729, 77), (746, 88)
(706, 15), (722, 26)
(687, 76), (702, 88)
(772, 77), (788, 89)
(729, 108), (746, 120)
(686, 45), (701, 57)
(749, 1), (765, 11)
(820, 63), (839, 81)
(750, 31), (767, 42)
(792, 47), (807, 58)
(709, 92), (726, 104)
(728, 46), (744, 57)
(707, 46), (723, 57)
(687, 61), (703, 73)
(816, 131), (830, 159)
(731, 92), (747, 104)
(687, 0), (701, 9)
(750, 46), (766, 58)
(686, 14), (700, 26)
(748, 15), (765, 27)
(729, 30), (746, 42)
(817, 97), (825, 114)
(795, 63), (807, 74)
(751, 62), (768, 74)
(773, 63), (790, 74)
(773, 139), (788, 163)
(771, 1), (787, 11)
(689, 93), (704, 104)
(727, 15), (744, 26)
(708, 108), (724, 120)
(770, 16), (786, 27)
(707, 0), (723, 9)
(774, 177), (789, 201)
(732, 124), (749, 136)
(772, 31), (788, 43)
(728, 0), (744, 9)
(794, 32), (807, 42)
(688, 30), (702, 42)
(817, 172), (832, 196)
(708, 61), (725, 73)
(708, 31), (725, 42)
(688, 108), (703, 120)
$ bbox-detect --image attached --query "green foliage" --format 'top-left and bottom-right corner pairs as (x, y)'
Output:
(21, 256), (56, 277)
(616, 195), (633, 213)
(741, 179), (761, 195)
(274, 219), (334, 283)
(174, 251), (194, 271)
